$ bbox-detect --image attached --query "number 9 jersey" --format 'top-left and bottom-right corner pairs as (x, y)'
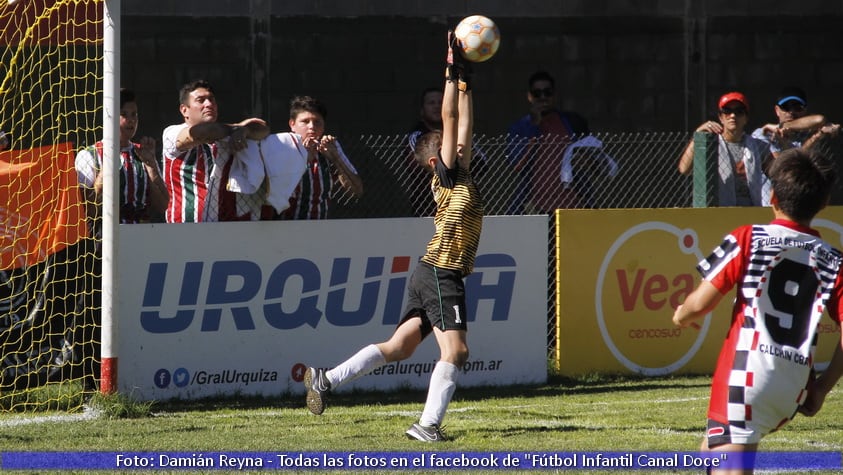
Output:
(698, 218), (843, 443)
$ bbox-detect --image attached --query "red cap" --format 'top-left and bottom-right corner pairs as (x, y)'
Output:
(718, 92), (749, 112)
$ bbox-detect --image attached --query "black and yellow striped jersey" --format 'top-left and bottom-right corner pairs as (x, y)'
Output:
(421, 161), (484, 276)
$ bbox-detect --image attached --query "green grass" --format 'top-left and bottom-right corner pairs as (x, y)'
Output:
(0, 374), (841, 474)
(0, 381), (85, 413)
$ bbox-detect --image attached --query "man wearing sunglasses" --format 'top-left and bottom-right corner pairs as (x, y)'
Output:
(678, 92), (772, 207)
(505, 70), (589, 214)
(752, 87), (840, 158)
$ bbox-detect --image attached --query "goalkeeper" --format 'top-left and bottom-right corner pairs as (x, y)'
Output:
(302, 29), (484, 443)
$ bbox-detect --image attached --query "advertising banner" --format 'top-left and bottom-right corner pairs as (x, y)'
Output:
(0, 142), (87, 270)
(557, 207), (843, 376)
(117, 216), (548, 400)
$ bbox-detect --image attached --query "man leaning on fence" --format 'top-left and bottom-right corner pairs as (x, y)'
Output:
(677, 92), (772, 207)
(751, 86), (840, 158)
(162, 79), (269, 223)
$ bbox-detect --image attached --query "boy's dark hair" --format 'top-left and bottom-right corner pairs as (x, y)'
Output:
(414, 130), (442, 168)
(769, 148), (837, 222)
(289, 95), (328, 121)
(120, 88), (136, 108)
(528, 70), (555, 89)
(179, 79), (213, 106)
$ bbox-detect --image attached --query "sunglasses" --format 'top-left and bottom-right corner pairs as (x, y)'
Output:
(530, 87), (554, 98)
(779, 101), (805, 113)
(719, 107), (747, 116)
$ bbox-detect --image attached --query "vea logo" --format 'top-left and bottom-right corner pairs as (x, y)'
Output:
(596, 222), (710, 375)
(139, 253), (516, 334)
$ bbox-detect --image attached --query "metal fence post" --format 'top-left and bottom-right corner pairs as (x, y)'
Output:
(692, 131), (718, 207)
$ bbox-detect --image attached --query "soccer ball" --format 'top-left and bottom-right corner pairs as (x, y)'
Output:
(454, 15), (501, 63)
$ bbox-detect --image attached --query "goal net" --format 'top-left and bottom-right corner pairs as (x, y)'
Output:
(0, 0), (101, 411)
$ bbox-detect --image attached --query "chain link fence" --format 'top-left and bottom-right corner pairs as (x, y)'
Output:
(332, 132), (695, 218)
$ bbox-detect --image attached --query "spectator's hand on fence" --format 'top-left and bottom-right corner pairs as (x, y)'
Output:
(234, 117), (267, 129)
(302, 134), (320, 152)
(759, 123), (779, 139)
(228, 126), (249, 152)
(137, 136), (158, 167)
(820, 123), (841, 137)
(234, 118), (270, 143)
(318, 134), (339, 157)
(695, 120), (723, 135)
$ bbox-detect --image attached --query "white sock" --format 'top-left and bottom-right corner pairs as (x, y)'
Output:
(325, 344), (386, 389)
(419, 361), (459, 427)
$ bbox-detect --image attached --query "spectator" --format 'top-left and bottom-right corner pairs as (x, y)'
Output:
(0, 129), (8, 151)
(406, 87), (488, 216)
(75, 88), (168, 230)
(161, 79), (268, 223)
(752, 87), (840, 157)
(74, 87), (169, 390)
(407, 87), (444, 153)
(268, 95), (363, 220)
(403, 87), (445, 217)
(506, 71), (590, 214)
(677, 92), (772, 206)
(302, 31), (484, 442)
(673, 148), (843, 473)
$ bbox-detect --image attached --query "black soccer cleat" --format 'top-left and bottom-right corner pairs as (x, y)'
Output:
(406, 423), (447, 442)
(303, 367), (331, 415)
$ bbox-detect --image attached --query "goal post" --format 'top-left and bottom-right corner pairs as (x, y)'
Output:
(100, 0), (120, 395)
(0, 0), (110, 410)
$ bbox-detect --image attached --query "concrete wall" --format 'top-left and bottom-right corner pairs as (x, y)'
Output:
(120, 1), (843, 142)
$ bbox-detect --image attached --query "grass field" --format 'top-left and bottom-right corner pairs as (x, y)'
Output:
(0, 374), (841, 474)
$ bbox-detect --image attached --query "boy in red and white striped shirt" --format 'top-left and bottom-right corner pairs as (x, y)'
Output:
(674, 148), (843, 473)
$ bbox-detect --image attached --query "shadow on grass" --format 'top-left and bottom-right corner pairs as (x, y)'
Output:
(151, 373), (712, 414)
(492, 424), (587, 436)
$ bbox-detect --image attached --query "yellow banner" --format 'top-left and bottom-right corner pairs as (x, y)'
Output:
(556, 207), (843, 376)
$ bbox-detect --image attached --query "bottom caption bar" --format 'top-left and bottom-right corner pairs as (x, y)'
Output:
(1, 451), (841, 471)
